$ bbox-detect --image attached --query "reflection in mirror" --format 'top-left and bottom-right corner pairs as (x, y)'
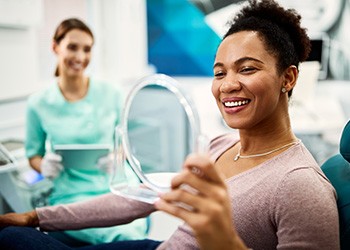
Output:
(110, 74), (204, 203)
(127, 85), (192, 175)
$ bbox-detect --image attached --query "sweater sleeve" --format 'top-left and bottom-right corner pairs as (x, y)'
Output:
(274, 167), (340, 250)
(36, 193), (155, 231)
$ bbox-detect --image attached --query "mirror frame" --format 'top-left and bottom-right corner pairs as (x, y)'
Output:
(117, 73), (201, 193)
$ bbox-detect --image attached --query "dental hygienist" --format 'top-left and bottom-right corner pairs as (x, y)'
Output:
(24, 18), (148, 246)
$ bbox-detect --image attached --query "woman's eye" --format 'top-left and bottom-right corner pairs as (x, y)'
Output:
(240, 67), (256, 73)
(214, 71), (225, 78)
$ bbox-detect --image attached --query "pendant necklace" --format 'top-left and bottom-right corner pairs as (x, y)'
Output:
(234, 140), (300, 161)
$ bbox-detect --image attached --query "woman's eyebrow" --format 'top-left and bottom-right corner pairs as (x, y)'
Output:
(234, 57), (264, 65)
(213, 62), (224, 69)
(213, 57), (264, 69)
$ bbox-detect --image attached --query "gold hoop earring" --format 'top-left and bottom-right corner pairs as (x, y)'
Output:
(281, 87), (287, 93)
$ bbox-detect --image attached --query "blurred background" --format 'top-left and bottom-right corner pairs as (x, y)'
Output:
(0, 0), (349, 240)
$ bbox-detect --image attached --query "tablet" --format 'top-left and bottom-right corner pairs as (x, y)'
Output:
(54, 144), (111, 170)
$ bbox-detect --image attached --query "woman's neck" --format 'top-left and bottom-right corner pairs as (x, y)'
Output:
(58, 75), (89, 102)
(238, 118), (297, 154)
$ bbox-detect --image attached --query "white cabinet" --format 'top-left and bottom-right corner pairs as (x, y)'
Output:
(0, 0), (43, 101)
(0, 0), (43, 29)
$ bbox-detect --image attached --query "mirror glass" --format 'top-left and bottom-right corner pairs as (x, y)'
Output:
(110, 74), (205, 203)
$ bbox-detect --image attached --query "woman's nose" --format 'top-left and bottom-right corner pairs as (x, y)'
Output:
(74, 49), (85, 61)
(220, 76), (241, 93)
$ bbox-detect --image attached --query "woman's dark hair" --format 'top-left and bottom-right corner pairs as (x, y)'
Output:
(223, 0), (311, 97)
(53, 18), (94, 77)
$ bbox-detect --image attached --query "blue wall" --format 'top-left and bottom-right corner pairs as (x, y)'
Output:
(147, 0), (221, 76)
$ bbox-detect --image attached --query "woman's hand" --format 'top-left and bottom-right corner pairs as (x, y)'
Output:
(155, 154), (247, 250)
(0, 210), (39, 228)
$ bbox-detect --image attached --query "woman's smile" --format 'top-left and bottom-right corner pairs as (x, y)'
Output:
(222, 97), (251, 114)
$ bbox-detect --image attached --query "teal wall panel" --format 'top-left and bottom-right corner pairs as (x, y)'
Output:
(147, 0), (221, 76)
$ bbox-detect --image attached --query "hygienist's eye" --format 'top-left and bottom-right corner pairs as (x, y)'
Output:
(67, 44), (78, 51)
(84, 47), (91, 53)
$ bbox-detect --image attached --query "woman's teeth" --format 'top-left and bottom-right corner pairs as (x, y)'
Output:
(71, 63), (83, 70)
(224, 100), (249, 107)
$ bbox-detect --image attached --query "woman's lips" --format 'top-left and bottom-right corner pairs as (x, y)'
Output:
(223, 99), (249, 107)
(222, 98), (251, 114)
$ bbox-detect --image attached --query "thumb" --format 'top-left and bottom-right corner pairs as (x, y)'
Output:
(45, 152), (62, 162)
(97, 155), (110, 166)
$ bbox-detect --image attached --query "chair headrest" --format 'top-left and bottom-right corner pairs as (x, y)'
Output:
(340, 120), (350, 163)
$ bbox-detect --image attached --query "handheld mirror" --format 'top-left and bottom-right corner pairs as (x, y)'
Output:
(110, 74), (206, 203)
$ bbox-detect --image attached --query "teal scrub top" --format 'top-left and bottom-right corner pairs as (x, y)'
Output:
(25, 78), (123, 204)
(25, 78), (148, 243)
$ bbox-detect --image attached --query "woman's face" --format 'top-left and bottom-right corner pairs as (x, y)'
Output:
(54, 29), (93, 78)
(212, 31), (286, 130)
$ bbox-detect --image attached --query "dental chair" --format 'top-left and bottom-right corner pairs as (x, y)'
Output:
(321, 120), (350, 249)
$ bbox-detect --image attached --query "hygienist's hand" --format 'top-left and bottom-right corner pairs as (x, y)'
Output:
(0, 210), (39, 228)
(155, 154), (247, 250)
(40, 153), (63, 179)
(96, 153), (114, 174)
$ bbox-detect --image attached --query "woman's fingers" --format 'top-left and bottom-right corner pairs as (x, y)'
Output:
(155, 190), (217, 228)
(169, 156), (227, 201)
(154, 153), (245, 250)
(0, 211), (39, 227)
(182, 153), (225, 184)
(160, 175), (230, 213)
(155, 185), (232, 232)
(0, 213), (27, 227)
(155, 194), (195, 223)
(156, 154), (230, 219)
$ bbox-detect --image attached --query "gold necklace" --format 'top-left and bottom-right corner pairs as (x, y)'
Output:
(234, 140), (300, 161)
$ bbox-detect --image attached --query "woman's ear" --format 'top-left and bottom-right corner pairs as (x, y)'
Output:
(52, 41), (59, 54)
(282, 65), (298, 92)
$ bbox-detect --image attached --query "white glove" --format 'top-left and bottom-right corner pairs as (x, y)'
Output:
(40, 152), (63, 179)
(96, 153), (114, 174)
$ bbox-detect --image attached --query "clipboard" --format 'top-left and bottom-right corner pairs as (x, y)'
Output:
(54, 144), (111, 170)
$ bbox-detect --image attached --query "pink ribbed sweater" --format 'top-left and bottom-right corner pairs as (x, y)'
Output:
(37, 133), (340, 250)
